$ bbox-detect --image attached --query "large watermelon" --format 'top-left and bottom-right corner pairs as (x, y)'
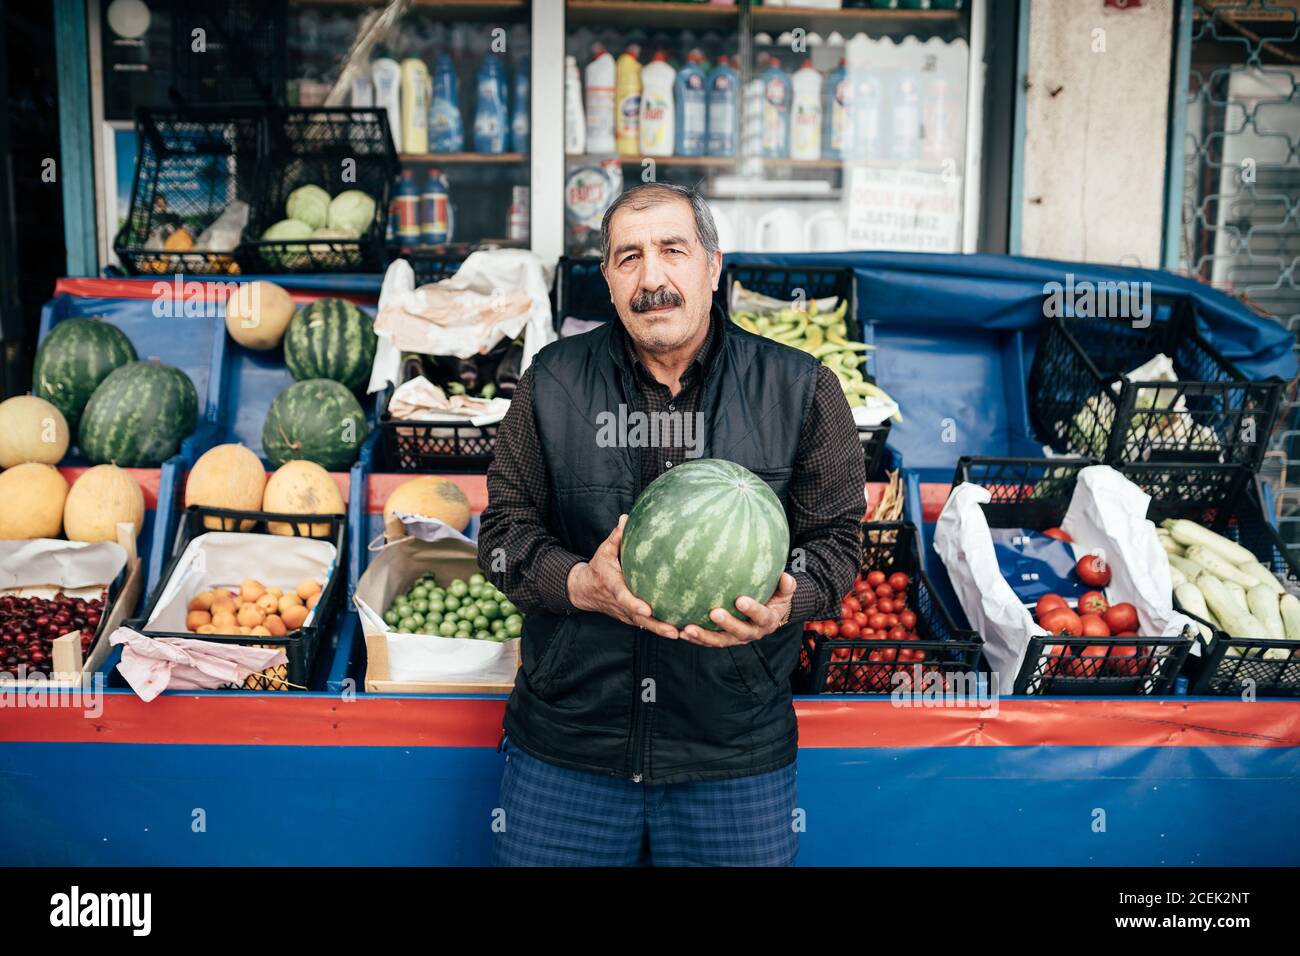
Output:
(262, 378), (369, 470)
(33, 318), (138, 433)
(621, 459), (790, 631)
(283, 298), (377, 391)
(79, 361), (197, 467)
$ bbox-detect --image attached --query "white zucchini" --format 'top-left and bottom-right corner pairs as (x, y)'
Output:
(1224, 580), (1250, 614)
(1158, 536), (1185, 556)
(1237, 560), (1285, 595)
(1162, 518), (1256, 565)
(1280, 594), (1300, 642)
(1197, 572), (1267, 639)
(1173, 582), (1213, 641)
(1184, 545), (1262, 590)
(1247, 585), (1285, 641)
(1167, 553), (1204, 579)
(1169, 565), (1187, 588)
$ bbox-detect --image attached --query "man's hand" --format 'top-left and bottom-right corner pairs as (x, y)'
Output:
(566, 515), (680, 640)
(679, 573), (797, 648)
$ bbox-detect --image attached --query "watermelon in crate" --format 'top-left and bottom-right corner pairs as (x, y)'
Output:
(79, 361), (198, 468)
(283, 298), (377, 392)
(621, 459), (790, 631)
(33, 318), (138, 433)
(263, 378), (369, 471)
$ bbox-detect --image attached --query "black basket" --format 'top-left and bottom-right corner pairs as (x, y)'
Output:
(407, 252), (466, 288)
(379, 384), (498, 473)
(721, 264), (857, 324)
(553, 256), (612, 332)
(241, 108), (400, 274)
(859, 420), (892, 480)
(113, 108), (262, 276)
(1027, 295), (1283, 468)
(134, 505), (347, 692)
(168, 0), (287, 106)
(953, 457), (1195, 695)
(797, 522), (983, 695)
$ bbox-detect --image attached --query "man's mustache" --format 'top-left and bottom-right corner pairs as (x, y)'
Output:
(631, 288), (684, 313)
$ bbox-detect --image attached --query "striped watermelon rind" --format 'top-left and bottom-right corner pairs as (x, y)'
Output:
(33, 318), (138, 433)
(78, 360), (198, 467)
(262, 378), (369, 471)
(621, 458), (791, 631)
(283, 298), (377, 392)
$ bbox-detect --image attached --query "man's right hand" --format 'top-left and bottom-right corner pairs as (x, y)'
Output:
(566, 514), (680, 640)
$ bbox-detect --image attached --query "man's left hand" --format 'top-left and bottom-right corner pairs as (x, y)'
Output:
(679, 573), (797, 647)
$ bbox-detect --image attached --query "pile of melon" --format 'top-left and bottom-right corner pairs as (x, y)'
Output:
(185, 443), (345, 538)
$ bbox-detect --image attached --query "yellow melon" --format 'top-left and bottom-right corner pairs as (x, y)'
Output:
(186, 443), (267, 530)
(224, 281), (295, 351)
(383, 477), (472, 538)
(0, 395), (69, 468)
(262, 460), (344, 537)
(63, 464), (145, 543)
(0, 463), (68, 539)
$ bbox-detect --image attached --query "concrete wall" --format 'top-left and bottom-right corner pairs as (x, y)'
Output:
(1021, 0), (1173, 266)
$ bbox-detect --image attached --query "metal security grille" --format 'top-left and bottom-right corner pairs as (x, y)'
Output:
(1179, 0), (1300, 548)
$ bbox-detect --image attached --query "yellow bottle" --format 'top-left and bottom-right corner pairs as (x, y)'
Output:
(616, 45), (642, 156)
(400, 58), (430, 155)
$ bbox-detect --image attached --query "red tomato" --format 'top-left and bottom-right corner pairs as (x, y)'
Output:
(1042, 527), (1072, 543)
(1079, 613), (1111, 638)
(860, 628), (875, 639)
(1035, 594), (1068, 620)
(840, 621), (861, 639)
(885, 614), (899, 627)
(899, 609), (917, 630)
(860, 592), (876, 609)
(1078, 590), (1110, 616)
(869, 613), (888, 631)
(1076, 554), (1112, 587)
(866, 570), (886, 587)
(888, 572), (910, 592)
(877, 598), (894, 614)
(1039, 607), (1082, 636)
(1045, 644), (1071, 676)
(822, 621), (839, 639)
(1104, 602), (1138, 634)
(898, 647), (915, 662)
(1108, 644), (1139, 676)
(875, 584), (893, 599)
(912, 649), (927, 662)
(1068, 644), (1110, 677)
(887, 626), (906, 641)
(843, 595), (861, 614)
(1113, 631), (1137, 637)
(831, 648), (850, 662)
(853, 611), (868, 628)
(876, 646), (898, 662)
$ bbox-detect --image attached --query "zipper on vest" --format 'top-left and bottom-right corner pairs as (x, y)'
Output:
(629, 629), (648, 782)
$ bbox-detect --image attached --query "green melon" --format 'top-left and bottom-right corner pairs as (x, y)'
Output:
(262, 378), (369, 471)
(33, 318), (138, 433)
(79, 361), (198, 467)
(620, 459), (790, 631)
(283, 298), (377, 391)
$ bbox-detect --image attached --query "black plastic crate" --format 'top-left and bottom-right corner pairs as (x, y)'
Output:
(241, 108), (400, 274)
(378, 383), (498, 474)
(553, 256), (612, 332)
(797, 522), (983, 695)
(721, 264), (857, 326)
(133, 505), (347, 692)
(113, 108), (262, 276)
(859, 421), (892, 480)
(1027, 295), (1283, 468)
(407, 252), (466, 287)
(168, 0), (287, 106)
(953, 456), (1196, 695)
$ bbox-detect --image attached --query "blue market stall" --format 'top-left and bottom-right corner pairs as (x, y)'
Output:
(2, 253), (1299, 867)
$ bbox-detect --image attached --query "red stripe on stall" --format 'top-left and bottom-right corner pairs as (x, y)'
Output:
(2, 696), (1296, 749)
(53, 278), (378, 307)
(58, 467), (161, 509)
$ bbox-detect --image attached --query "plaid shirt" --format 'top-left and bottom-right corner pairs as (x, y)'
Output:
(479, 311), (865, 623)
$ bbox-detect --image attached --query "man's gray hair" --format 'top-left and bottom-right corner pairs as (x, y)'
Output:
(600, 182), (720, 264)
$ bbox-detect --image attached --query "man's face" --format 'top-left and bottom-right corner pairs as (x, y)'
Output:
(601, 198), (722, 355)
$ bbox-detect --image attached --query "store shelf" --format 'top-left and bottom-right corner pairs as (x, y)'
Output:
(293, 0), (527, 11)
(752, 5), (963, 28)
(567, 0), (740, 29)
(401, 152), (529, 164)
(567, 153), (738, 168)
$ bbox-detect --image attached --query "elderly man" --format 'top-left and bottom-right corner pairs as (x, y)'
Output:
(479, 182), (864, 866)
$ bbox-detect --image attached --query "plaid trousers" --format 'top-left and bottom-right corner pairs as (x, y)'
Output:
(492, 737), (799, 867)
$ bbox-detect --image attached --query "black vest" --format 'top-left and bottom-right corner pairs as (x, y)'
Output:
(503, 309), (818, 784)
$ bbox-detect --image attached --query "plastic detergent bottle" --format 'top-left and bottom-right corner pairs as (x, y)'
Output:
(420, 169), (450, 245)
(822, 58), (848, 161)
(512, 54), (530, 153)
(400, 58), (430, 155)
(371, 55), (403, 153)
(395, 168), (420, 242)
(790, 59), (822, 160)
(639, 51), (676, 157)
(760, 57), (791, 159)
(585, 45), (616, 153)
(473, 52), (509, 153)
(564, 56), (586, 154)
(675, 49), (708, 157)
(706, 54), (738, 157)
(615, 45), (642, 156)
(429, 53), (463, 153)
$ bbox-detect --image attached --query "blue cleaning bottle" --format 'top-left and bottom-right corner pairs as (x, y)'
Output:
(822, 58), (847, 161)
(706, 53), (738, 158)
(512, 54), (530, 153)
(473, 52), (508, 154)
(760, 58), (792, 159)
(674, 49), (708, 157)
(429, 53), (464, 153)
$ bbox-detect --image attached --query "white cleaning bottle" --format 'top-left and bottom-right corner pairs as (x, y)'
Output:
(371, 56), (403, 154)
(790, 59), (822, 160)
(585, 45), (616, 154)
(639, 50), (676, 157)
(565, 55), (586, 155)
